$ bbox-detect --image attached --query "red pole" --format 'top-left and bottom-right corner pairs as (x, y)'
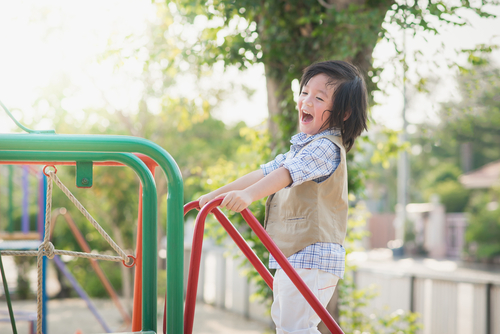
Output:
(211, 208), (273, 288)
(183, 203), (206, 334)
(183, 198), (344, 334)
(181, 202), (274, 334)
(240, 207), (344, 334)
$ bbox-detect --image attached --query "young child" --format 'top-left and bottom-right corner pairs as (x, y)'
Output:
(198, 60), (368, 334)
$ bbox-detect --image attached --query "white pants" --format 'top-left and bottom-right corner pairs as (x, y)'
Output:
(271, 268), (339, 334)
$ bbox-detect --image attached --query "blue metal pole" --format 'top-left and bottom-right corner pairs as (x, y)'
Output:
(53, 256), (112, 333)
(42, 174), (48, 334)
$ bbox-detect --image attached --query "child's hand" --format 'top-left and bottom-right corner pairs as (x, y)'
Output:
(198, 193), (216, 208)
(220, 190), (253, 213)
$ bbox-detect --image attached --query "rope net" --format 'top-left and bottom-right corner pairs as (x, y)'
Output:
(0, 167), (135, 334)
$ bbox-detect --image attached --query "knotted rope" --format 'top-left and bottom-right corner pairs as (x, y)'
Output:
(0, 167), (135, 334)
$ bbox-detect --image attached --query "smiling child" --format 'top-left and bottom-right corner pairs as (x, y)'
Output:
(199, 60), (368, 334)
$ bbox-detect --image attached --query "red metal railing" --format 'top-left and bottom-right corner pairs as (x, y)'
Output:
(182, 199), (344, 334)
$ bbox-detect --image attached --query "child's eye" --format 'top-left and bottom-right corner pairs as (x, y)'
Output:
(301, 91), (308, 95)
(317, 97), (324, 101)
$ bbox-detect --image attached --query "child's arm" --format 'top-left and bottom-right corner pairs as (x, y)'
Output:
(198, 169), (265, 207)
(220, 167), (292, 212)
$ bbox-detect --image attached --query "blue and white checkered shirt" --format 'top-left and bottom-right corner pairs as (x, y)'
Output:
(260, 128), (346, 279)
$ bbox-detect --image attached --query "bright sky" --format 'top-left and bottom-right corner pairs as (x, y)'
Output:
(0, 1), (499, 133)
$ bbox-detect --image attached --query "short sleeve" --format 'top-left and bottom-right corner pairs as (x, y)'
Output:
(260, 152), (288, 176)
(282, 138), (339, 188)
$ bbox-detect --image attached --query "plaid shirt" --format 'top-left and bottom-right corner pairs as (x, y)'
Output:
(260, 128), (346, 278)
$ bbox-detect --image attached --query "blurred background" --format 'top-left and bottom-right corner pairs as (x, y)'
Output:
(0, 1), (499, 333)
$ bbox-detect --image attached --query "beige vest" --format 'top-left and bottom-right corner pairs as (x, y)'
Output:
(263, 135), (348, 257)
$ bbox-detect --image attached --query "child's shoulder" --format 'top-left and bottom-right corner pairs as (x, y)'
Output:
(301, 136), (340, 158)
(291, 130), (341, 155)
(309, 132), (341, 148)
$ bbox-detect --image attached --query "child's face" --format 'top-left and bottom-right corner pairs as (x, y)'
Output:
(297, 73), (334, 136)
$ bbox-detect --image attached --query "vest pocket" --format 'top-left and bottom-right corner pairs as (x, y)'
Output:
(284, 216), (306, 223)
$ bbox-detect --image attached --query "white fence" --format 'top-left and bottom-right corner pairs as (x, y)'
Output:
(354, 268), (500, 334)
(183, 241), (273, 326)
(182, 220), (499, 334)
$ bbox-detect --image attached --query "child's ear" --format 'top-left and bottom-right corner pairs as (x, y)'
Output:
(343, 111), (351, 121)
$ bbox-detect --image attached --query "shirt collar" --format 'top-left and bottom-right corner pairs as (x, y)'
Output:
(290, 128), (341, 146)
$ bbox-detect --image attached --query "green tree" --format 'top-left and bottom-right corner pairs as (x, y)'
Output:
(365, 58), (500, 215)
(1, 1), (251, 298)
(406, 61), (500, 213)
(167, 1), (495, 330)
(172, 0), (497, 148)
(438, 62), (500, 170)
(465, 186), (500, 260)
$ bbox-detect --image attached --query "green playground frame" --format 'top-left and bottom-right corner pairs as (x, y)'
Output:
(0, 134), (184, 334)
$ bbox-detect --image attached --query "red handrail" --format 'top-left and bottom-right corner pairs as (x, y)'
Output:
(184, 202), (273, 288)
(182, 199), (344, 334)
(162, 200), (274, 334)
(181, 201), (274, 334)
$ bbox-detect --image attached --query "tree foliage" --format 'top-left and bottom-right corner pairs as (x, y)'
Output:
(1, 2), (250, 298)
(439, 62), (500, 169)
(172, 0), (497, 148)
(465, 186), (500, 260)
(366, 56), (500, 214)
(406, 60), (500, 211)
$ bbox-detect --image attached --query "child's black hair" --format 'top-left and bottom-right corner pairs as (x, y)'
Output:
(299, 60), (368, 152)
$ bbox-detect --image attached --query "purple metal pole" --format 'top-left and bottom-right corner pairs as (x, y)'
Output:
(22, 165), (29, 233)
(52, 255), (112, 333)
(0, 166), (2, 229)
(37, 171), (44, 235)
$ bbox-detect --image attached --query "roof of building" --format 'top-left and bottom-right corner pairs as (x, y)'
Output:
(459, 160), (500, 189)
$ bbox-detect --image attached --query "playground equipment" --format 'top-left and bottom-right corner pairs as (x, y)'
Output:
(0, 152), (174, 334)
(0, 163), (128, 333)
(1, 101), (345, 334)
(2, 164), (138, 334)
(49, 207), (131, 327)
(0, 164), (48, 333)
(0, 101), (184, 334)
(0, 164), (44, 240)
(0, 164), (46, 241)
(180, 199), (344, 334)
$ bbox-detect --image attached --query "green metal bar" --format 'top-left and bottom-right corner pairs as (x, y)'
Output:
(0, 100), (56, 134)
(8, 165), (13, 233)
(0, 252), (18, 334)
(0, 151), (159, 333)
(0, 134), (184, 334)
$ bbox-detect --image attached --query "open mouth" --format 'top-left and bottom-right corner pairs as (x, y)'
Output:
(301, 110), (313, 123)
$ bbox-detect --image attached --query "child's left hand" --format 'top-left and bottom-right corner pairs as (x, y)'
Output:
(220, 190), (253, 213)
